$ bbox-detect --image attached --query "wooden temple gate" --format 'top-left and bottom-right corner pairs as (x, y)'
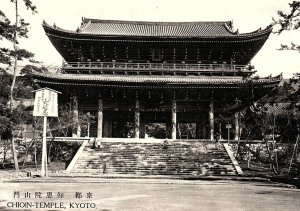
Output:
(68, 88), (244, 141)
(33, 18), (281, 141)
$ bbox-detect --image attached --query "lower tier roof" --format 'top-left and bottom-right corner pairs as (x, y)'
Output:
(32, 72), (281, 89)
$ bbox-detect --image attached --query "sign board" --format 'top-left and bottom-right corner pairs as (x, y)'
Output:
(32, 88), (61, 117)
(226, 124), (232, 129)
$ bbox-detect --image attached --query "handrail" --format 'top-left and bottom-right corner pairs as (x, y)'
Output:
(62, 61), (248, 71)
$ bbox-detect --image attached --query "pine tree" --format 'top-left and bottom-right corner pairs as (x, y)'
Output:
(0, 0), (37, 171)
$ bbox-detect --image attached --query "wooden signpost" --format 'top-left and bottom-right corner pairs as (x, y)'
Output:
(32, 88), (61, 177)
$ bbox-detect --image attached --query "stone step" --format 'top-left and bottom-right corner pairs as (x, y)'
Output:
(78, 155), (231, 158)
(75, 161), (233, 166)
(74, 165), (236, 171)
(72, 167), (236, 172)
(71, 170), (237, 176)
(72, 142), (238, 176)
(78, 155), (230, 159)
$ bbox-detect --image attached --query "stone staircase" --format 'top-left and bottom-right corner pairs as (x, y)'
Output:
(70, 141), (239, 176)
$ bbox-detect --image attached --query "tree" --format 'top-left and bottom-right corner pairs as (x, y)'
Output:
(232, 78), (300, 175)
(0, 0), (37, 171)
(273, 0), (300, 124)
(273, 1), (300, 52)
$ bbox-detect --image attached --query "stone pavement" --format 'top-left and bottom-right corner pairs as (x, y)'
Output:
(1, 178), (300, 211)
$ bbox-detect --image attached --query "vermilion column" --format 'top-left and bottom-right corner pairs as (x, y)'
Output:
(134, 99), (140, 139)
(97, 99), (103, 138)
(171, 100), (177, 139)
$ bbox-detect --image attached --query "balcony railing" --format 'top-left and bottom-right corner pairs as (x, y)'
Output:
(62, 61), (249, 72)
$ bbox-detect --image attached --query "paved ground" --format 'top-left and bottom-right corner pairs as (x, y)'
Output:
(0, 179), (299, 211)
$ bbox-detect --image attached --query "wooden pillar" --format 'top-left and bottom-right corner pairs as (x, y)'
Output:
(72, 95), (81, 138)
(171, 100), (177, 139)
(134, 99), (140, 138)
(166, 122), (172, 139)
(219, 123), (222, 140)
(209, 99), (214, 141)
(97, 99), (103, 138)
(103, 118), (109, 137)
(196, 122), (201, 139)
(202, 116), (207, 139)
(234, 112), (240, 141)
(108, 119), (112, 137)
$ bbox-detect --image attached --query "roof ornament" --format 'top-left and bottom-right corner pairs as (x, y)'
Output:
(275, 73), (283, 80)
(225, 20), (239, 34)
(228, 21), (233, 30)
(53, 23), (56, 28)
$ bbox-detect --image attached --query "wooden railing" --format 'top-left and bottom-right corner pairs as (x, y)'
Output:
(62, 61), (248, 72)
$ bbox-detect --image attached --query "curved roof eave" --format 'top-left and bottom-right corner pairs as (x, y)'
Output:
(32, 72), (282, 87)
(42, 21), (272, 41)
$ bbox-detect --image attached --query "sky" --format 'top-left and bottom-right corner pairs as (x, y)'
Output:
(1, 0), (299, 78)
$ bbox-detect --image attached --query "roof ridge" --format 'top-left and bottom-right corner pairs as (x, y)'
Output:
(82, 17), (232, 26)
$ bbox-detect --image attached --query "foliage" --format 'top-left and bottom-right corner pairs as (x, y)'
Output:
(235, 79), (299, 174)
(48, 103), (95, 138)
(178, 123), (196, 139)
(144, 123), (166, 139)
(20, 64), (47, 75)
(241, 82), (299, 142)
(273, 1), (300, 52)
(46, 141), (81, 162)
(271, 34), (300, 142)
(0, 0), (38, 171)
(274, 1), (300, 34)
(0, 0), (37, 65)
(0, 70), (11, 105)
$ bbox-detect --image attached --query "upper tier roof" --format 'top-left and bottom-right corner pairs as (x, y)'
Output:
(42, 19), (272, 65)
(43, 18), (272, 38)
(78, 18), (238, 37)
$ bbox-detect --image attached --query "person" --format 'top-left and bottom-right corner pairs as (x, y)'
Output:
(163, 138), (169, 150)
(93, 138), (101, 150)
(214, 132), (219, 143)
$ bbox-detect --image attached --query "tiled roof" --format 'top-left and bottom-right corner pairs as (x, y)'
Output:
(43, 19), (272, 38)
(32, 72), (281, 88)
(264, 103), (299, 117)
(79, 19), (237, 37)
(264, 103), (290, 115)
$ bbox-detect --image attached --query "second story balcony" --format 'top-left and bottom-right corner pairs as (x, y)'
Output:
(62, 61), (254, 76)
